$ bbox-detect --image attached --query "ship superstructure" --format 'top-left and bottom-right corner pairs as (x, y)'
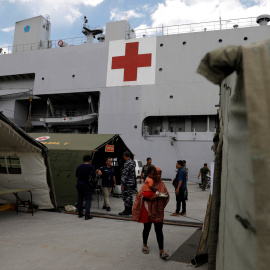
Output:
(0, 14), (270, 180)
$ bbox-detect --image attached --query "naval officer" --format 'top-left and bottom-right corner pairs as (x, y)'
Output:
(119, 151), (136, 216)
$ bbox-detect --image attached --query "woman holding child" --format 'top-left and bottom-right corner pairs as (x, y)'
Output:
(132, 166), (170, 259)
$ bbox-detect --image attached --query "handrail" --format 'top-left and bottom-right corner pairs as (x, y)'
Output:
(0, 36), (88, 54)
(132, 17), (259, 38)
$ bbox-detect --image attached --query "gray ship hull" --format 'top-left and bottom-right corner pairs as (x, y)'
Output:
(1, 16), (269, 180)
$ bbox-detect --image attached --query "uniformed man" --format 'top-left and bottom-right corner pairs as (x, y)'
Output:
(183, 160), (188, 181)
(119, 151), (135, 216)
(198, 163), (210, 191)
(139, 157), (153, 184)
(97, 157), (116, 211)
(183, 160), (188, 200)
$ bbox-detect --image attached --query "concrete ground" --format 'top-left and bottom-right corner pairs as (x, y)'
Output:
(91, 182), (208, 225)
(0, 183), (209, 270)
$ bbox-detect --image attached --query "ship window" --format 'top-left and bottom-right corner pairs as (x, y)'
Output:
(168, 116), (185, 133)
(142, 115), (216, 137)
(135, 97), (139, 100)
(170, 95), (173, 99)
(209, 115), (217, 132)
(244, 37), (248, 41)
(0, 155), (22, 174)
(160, 44), (163, 47)
(191, 116), (207, 132)
(183, 41), (186, 45)
(72, 74), (75, 78)
(159, 68), (163, 71)
(134, 125), (137, 129)
(42, 77), (44, 80)
(219, 39), (222, 43)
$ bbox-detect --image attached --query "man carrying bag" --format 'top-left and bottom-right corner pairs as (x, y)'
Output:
(75, 155), (96, 220)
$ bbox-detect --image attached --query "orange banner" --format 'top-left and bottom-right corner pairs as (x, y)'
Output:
(105, 145), (114, 152)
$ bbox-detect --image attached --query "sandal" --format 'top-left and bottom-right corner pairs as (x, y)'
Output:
(160, 252), (169, 259)
(142, 246), (149, 254)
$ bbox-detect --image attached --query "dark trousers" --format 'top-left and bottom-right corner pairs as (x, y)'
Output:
(143, 222), (164, 250)
(176, 188), (186, 213)
(77, 190), (92, 216)
(122, 186), (133, 207)
(201, 176), (207, 190)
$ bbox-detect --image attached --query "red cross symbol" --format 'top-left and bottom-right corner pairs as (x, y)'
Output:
(37, 137), (47, 140)
(36, 136), (49, 141)
(111, 42), (152, 82)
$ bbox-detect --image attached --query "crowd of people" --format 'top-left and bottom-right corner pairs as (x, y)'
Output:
(75, 152), (210, 258)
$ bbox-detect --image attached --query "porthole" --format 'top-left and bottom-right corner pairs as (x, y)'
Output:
(135, 97), (139, 100)
(219, 39), (222, 43)
(160, 43), (163, 47)
(72, 74), (75, 78)
(244, 37), (248, 41)
(183, 41), (186, 45)
(134, 125), (137, 129)
(170, 95), (173, 99)
(42, 77), (44, 80)
(159, 68), (163, 71)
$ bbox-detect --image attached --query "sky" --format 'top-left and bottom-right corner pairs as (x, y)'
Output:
(0, 0), (269, 48)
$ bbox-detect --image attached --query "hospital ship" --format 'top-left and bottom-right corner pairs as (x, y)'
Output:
(0, 14), (269, 180)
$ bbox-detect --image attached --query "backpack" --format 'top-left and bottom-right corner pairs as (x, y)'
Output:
(88, 173), (96, 188)
(172, 173), (177, 188)
(172, 178), (177, 188)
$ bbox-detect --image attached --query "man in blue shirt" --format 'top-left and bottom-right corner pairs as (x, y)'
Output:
(97, 157), (116, 211)
(76, 155), (96, 220)
(170, 160), (187, 216)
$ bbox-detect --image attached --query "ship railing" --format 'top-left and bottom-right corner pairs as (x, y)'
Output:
(0, 16), (261, 54)
(132, 17), (259, 38)
(0, 36), (88, 54)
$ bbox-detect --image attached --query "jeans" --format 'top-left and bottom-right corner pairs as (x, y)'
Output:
(143, 222), (164, 250)
(77, 190), (92, 216)
(176, 188), (186, 213)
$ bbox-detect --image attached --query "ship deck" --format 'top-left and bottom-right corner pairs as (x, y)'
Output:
(0, 182), (209, 270)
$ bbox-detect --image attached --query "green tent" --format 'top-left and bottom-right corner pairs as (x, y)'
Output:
(28, 133), (132, 207)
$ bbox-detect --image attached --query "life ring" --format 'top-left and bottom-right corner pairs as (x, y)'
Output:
(58, 40), (64, 46)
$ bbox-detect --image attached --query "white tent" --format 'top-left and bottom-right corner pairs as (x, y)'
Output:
(197, 40), (270, 270)
(0, 112), (56, 209)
